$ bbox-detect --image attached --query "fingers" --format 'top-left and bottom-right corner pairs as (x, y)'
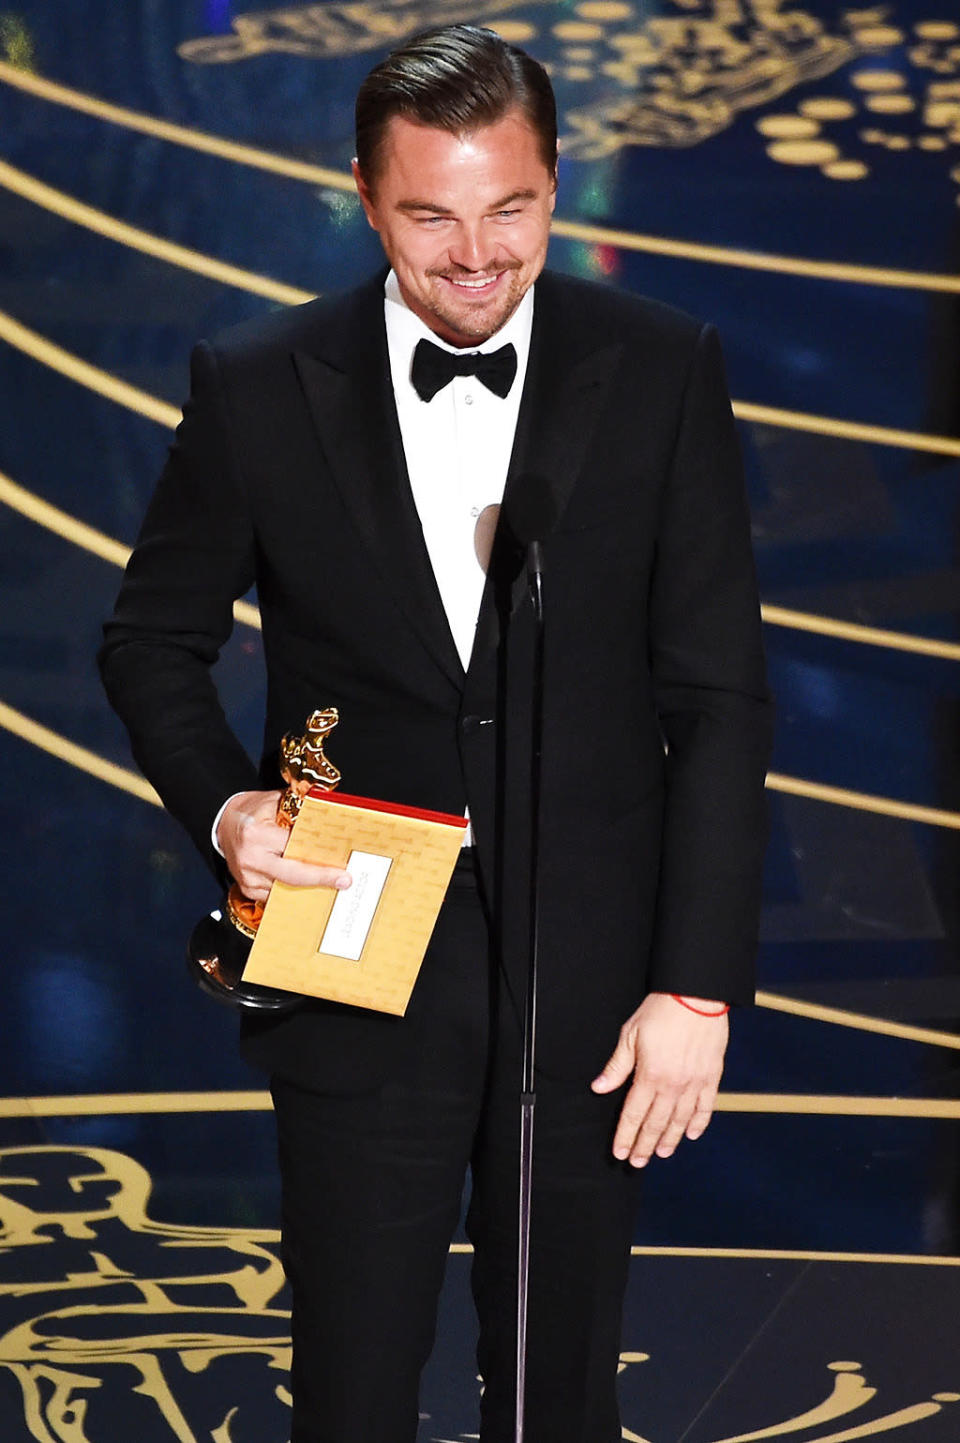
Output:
(611, 1080), (657, 1163)
(236, 853), (353, 902)
(612, 1081), (689, 1167)
(220, 795), (352, 901)
(685, 1081), (720, 1142)
(619, 1075), (722, 1166)
(653, 1085), (701, 1160)
(647, 1072), (722, 1159)
(272, 856), (352, 890)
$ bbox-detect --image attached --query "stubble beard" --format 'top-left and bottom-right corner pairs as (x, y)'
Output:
(423, 262), (528, 346)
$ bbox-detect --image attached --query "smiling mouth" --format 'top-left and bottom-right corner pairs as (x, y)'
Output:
(442, 272), (505, 293)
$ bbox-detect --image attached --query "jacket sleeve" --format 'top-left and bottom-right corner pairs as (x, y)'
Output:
(99, 340), (262, 877)
(645, 323), (774, 1005)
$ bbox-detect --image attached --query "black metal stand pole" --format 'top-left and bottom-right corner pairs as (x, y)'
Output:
(515, 541), (545, 1443)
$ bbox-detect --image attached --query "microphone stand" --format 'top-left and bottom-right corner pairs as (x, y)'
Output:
(515, 537), (545, 1443)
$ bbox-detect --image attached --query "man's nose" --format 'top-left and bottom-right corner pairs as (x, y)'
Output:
(448, 224), (495, 272)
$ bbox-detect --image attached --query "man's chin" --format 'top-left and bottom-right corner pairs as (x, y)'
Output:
(426, 292), (522, 346)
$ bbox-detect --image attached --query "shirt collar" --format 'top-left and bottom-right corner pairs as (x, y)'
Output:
(384, 269), (534, 397)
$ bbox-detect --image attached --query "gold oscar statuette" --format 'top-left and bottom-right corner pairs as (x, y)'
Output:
(188, 708), (341, 1011)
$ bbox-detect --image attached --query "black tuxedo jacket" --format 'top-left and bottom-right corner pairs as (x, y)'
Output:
(100, 268), (773, 1088)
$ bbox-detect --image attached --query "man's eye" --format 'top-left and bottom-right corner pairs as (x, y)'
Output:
(495, 209), (520, 219)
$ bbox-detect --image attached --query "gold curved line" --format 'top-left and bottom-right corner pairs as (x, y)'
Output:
(0, 468), (132, 568)
(0, 469), (262, 631)
(5, 290), (960, 466)
(457, 1242), (960, 1262)
(4, 686), (960, 858)
(0, 158), (315, 306)
(733, 400), (960, 458)
(0, 1091), (271, 1116)
(1, 452), (955, 661)
(627, 1246), (960, 1265)
(5, 495), (960, 833)
(756, 990), (960, 1051)
(0, 700), (161, 805)
(1, 59), (958, 297)
(0, 464), (950, 662)
(0, 59), (355, 190)
(760, 605), (960, 663)
(1, 1089), (957, 1119)
(232, 597), (261, 629)
(0, 307), (180, 427)
(7, 466), (957, 676)
(5, 464), (960, 829)
(549, 218), (960, 295)
(765, 772), (960, 830)
(715, 1092), (960, 1118)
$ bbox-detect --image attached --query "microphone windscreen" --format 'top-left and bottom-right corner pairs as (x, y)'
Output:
(505, 476), (558, 548)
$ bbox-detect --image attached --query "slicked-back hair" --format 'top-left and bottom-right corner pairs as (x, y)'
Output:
(355, 25), (557, 189)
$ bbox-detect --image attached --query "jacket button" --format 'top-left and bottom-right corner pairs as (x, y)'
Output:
(461, 714), (480, 735)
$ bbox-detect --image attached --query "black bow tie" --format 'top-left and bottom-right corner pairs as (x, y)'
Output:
(411, 338), (517, 403)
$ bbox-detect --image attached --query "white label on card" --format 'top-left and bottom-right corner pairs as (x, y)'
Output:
(318, 849), (392, 961)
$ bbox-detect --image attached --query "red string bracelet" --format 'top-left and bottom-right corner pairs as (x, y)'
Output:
(670, 995), (730, 1018)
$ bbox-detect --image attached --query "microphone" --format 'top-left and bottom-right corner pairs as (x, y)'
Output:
(505, 476), (557, 584)
(502, 474), (556, 1443)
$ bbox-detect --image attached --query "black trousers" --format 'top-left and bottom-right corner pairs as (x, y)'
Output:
(271, 865), (639, 1443)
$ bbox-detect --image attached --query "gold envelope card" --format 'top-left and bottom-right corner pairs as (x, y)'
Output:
(240, 789), (469, 1014)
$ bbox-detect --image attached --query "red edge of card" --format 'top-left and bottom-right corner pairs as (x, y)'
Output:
(306, 788), (469, 830)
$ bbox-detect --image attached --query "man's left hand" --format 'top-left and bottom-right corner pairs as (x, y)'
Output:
(590, 993), (728, 1166)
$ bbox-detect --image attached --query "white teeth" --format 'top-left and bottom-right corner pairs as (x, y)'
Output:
(449, 276), (499, 289)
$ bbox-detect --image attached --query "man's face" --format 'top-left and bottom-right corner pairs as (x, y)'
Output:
(353, 109), (556, 348)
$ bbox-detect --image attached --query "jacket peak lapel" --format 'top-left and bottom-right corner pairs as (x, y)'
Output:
(467, 283), (624, 675)
(293, 285), (464, 692)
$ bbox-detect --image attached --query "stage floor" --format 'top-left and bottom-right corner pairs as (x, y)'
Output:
(1, 0), (960, 1438)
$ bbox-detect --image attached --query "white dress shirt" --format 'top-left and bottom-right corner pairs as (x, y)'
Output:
(213, 273), (533, 853)
(384, 268), (533, 670)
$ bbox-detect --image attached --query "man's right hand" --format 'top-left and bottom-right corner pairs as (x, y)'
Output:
(217, 790), (352, 902)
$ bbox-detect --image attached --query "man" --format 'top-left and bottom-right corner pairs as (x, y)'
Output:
(100, 24), (772, 1443)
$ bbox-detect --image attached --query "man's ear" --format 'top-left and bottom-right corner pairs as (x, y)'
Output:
(351, 158), (378, 230)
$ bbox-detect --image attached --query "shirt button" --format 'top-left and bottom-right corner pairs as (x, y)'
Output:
(464, 394), (474, 405)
